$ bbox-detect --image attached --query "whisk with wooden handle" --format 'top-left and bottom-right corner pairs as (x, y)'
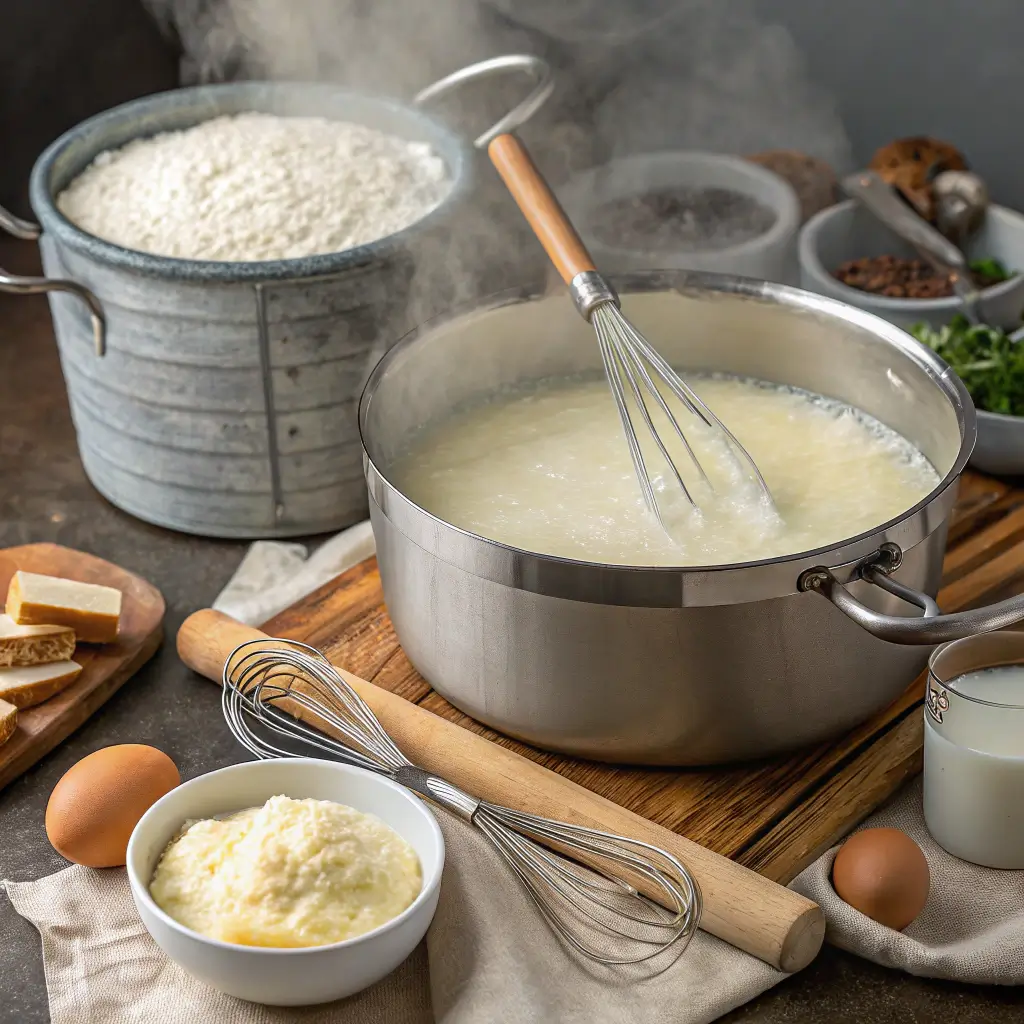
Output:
(487, 134), (776, 525)
(222, 636), (701, 966)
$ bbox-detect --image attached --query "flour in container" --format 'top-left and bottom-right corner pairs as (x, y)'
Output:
(57, 113), (451, 262)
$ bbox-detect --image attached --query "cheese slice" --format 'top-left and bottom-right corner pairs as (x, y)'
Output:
(0, 614), (76, 668)
(0, 661), (83, 709)
(6, 572), (121, 643)
(0, 699), (16, 747)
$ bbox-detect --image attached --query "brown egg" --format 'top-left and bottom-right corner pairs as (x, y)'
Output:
(45, 744), (180, 867)
(832, 827), (929, 931)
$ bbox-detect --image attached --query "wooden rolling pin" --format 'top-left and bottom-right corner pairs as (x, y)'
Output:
(177, 608), (824, 973)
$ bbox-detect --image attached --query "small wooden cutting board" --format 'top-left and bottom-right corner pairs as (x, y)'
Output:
(0, 543), (164, 790)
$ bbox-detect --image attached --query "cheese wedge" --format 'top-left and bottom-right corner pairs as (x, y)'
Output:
(0, 699), (17, 747)
(0, 613), (76, 668)
(0, 661), (83, 709)
(6, 572), (121, 643)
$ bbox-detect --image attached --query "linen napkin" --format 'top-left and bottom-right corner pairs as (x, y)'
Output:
(4, 808), (780, 1024)
(213, 522), (376, 627)
(791, 776), (1024, 985)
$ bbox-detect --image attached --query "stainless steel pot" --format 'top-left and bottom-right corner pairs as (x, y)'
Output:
(360, 270), (1024, 765)
(0, 56), (551, 538)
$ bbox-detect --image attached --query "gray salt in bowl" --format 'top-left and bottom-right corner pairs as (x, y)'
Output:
(557, 152), (802, 284)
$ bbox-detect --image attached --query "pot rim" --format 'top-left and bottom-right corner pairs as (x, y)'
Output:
(28, 81), (471, 283)
(360, 270), (975, 606)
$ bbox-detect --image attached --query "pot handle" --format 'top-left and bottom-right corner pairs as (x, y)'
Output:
(799, 543), (1024, 645)
(413, 53), (554, 149)
(0, 204), (107, 356)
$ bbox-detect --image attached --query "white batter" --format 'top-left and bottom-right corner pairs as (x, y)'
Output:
(149, 795), (422, 948)
(393, 375), (940, 566)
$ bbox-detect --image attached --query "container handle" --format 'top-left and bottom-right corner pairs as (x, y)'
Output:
(413, 54), (554, 150)
(0, 203), (107, 356)
(799, 543), (1024, 645)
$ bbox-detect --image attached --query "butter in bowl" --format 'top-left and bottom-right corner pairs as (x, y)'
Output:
(125, 759), (444, 1006)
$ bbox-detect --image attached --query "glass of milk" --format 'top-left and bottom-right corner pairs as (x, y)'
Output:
(923, 631), (1024, 868)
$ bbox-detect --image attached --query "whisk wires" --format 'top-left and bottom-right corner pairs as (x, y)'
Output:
(592, 301), (775, 529)
(221, 638), (701, 966)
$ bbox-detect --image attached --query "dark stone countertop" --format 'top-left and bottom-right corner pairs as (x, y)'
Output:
(2, 239), (1023, 1023)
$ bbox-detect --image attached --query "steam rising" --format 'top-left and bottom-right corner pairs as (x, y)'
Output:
(141, 0), (851, 318)
(144, 0), (849, 165)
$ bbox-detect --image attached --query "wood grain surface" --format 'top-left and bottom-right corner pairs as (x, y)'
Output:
(260, 472), (1024, 885)
(0, 543), (164, 790)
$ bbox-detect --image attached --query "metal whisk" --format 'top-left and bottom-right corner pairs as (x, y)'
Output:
(486, 132), (776, 528)
(222, 637), (701, 966)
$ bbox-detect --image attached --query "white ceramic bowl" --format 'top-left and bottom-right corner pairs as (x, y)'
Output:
(126, 759), (444, 1007)
(970, 409), (1024, 476)
(557, 151), (802, 284)
(799, 200), (1024, 330)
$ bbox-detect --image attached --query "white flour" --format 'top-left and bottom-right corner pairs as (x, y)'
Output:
(57, 113), (451, 262)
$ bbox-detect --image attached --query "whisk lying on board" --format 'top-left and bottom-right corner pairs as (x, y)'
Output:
(487, 135), (776, 526)
(222, 637), (701, 966)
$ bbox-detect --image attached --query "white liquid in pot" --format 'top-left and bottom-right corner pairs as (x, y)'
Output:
(392, 375), (941, 566)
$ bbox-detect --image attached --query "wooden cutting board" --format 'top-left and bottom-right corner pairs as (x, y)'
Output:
(0, 543), (165, 790)
(260, 471), (1024, 885)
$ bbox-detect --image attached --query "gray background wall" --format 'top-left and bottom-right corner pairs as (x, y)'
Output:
(755, 0), (1022, 206)
(3, 0), (1022, 216)
(0, 0), (178, 219)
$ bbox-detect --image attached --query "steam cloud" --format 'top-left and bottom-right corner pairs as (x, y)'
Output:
(141, 0), (852, 318)
(143, 0), (850, 167)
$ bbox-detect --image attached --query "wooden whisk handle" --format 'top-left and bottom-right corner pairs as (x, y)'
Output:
(488, 133), (596, 286)
(177, 608), (824, 974)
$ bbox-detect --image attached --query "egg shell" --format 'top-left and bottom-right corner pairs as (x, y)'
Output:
(45, 744), (180, 868)
(832, 827), (930, 931)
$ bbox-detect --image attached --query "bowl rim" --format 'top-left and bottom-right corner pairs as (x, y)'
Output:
(28, 80), (470, 283)
(125, 758), (445, 955)
(975, 406), (1024, 423)
(798, 199), (1024, 312)
(558, 149), (801, 261)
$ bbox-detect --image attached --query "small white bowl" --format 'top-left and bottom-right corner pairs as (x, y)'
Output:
(126, 759), (444, 1007)
(799, 199), (1024, 330)
(970, 409), (1024, 476)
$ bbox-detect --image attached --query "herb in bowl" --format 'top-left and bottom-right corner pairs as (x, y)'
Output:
(969, 257), (1014, 284)
(911, 316), (1024, 416)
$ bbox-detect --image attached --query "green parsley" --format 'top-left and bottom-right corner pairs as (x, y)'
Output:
(968, 257), (1014, 284)
(911, 316), (1024, 416)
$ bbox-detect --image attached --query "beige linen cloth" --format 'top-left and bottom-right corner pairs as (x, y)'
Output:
(7, 530), (1024, 1022)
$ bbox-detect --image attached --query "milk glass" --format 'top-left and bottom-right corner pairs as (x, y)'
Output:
(923, 631), (1024, 868)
